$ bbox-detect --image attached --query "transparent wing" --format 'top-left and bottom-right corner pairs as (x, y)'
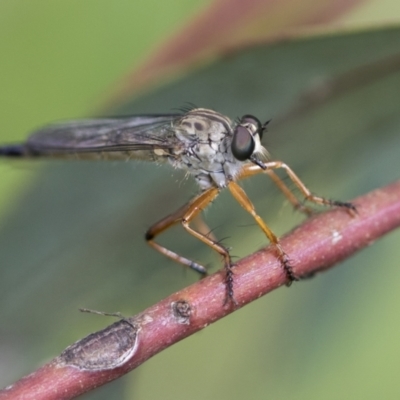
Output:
(25, 114), (183, 156)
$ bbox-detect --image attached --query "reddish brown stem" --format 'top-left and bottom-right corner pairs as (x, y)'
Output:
(1, 180), (400, 400)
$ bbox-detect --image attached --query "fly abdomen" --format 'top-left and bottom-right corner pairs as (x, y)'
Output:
(0, 144), (28, 157)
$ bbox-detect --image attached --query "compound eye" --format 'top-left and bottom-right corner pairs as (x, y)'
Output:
(231, 125), (255, 161)
(240, 115), (265, 139)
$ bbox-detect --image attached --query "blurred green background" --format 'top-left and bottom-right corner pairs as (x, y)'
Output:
(1, 1), (400, 399)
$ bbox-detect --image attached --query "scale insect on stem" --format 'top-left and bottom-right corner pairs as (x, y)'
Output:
(0, 108), (356, 305)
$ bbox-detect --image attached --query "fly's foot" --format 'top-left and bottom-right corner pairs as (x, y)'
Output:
(331, 200), (357, 215)
(277, 249), (299, 286)
(283, 260), (299, 287)
(308, 194), (357, 215)
(223, 262), (238, 307)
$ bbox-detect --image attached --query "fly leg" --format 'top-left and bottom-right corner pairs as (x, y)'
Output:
(265, 170), (314, 216)
(146, 188), (237, 304)
(228, 181), (297, 285)
(233, 162), (356, 284)
(238, 162), (356, 213)
(146, 202), (208, 276)
(238, 166), (313, 216)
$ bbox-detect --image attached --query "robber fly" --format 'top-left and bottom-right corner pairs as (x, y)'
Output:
(0, 108), (355, 304)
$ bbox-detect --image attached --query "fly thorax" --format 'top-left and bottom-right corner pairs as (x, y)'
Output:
(171, 110), (234, 187)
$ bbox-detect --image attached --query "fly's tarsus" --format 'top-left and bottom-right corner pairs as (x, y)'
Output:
(332, 200), (357, 213)
(223, 262), (238, 307)
(280, 255), (298, 286)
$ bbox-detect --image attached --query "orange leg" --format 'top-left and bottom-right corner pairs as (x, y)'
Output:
(264, 170), (314, 216)
(230, 161), (355, 285)
(237, 162), (356, 212)
(146, 187), (238, 302)
(228, 181), (297, 285)
(193, 216), (217, 243)
(146, 202), (208, 276)
(236, 166), (313, 215)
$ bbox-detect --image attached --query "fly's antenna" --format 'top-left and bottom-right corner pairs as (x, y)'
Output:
(261, 119), (271, 137)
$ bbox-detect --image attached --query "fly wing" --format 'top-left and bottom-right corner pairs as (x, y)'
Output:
(23, 114), (183, 159)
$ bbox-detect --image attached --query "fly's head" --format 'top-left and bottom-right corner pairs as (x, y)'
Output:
(231, 115), (270, 169)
